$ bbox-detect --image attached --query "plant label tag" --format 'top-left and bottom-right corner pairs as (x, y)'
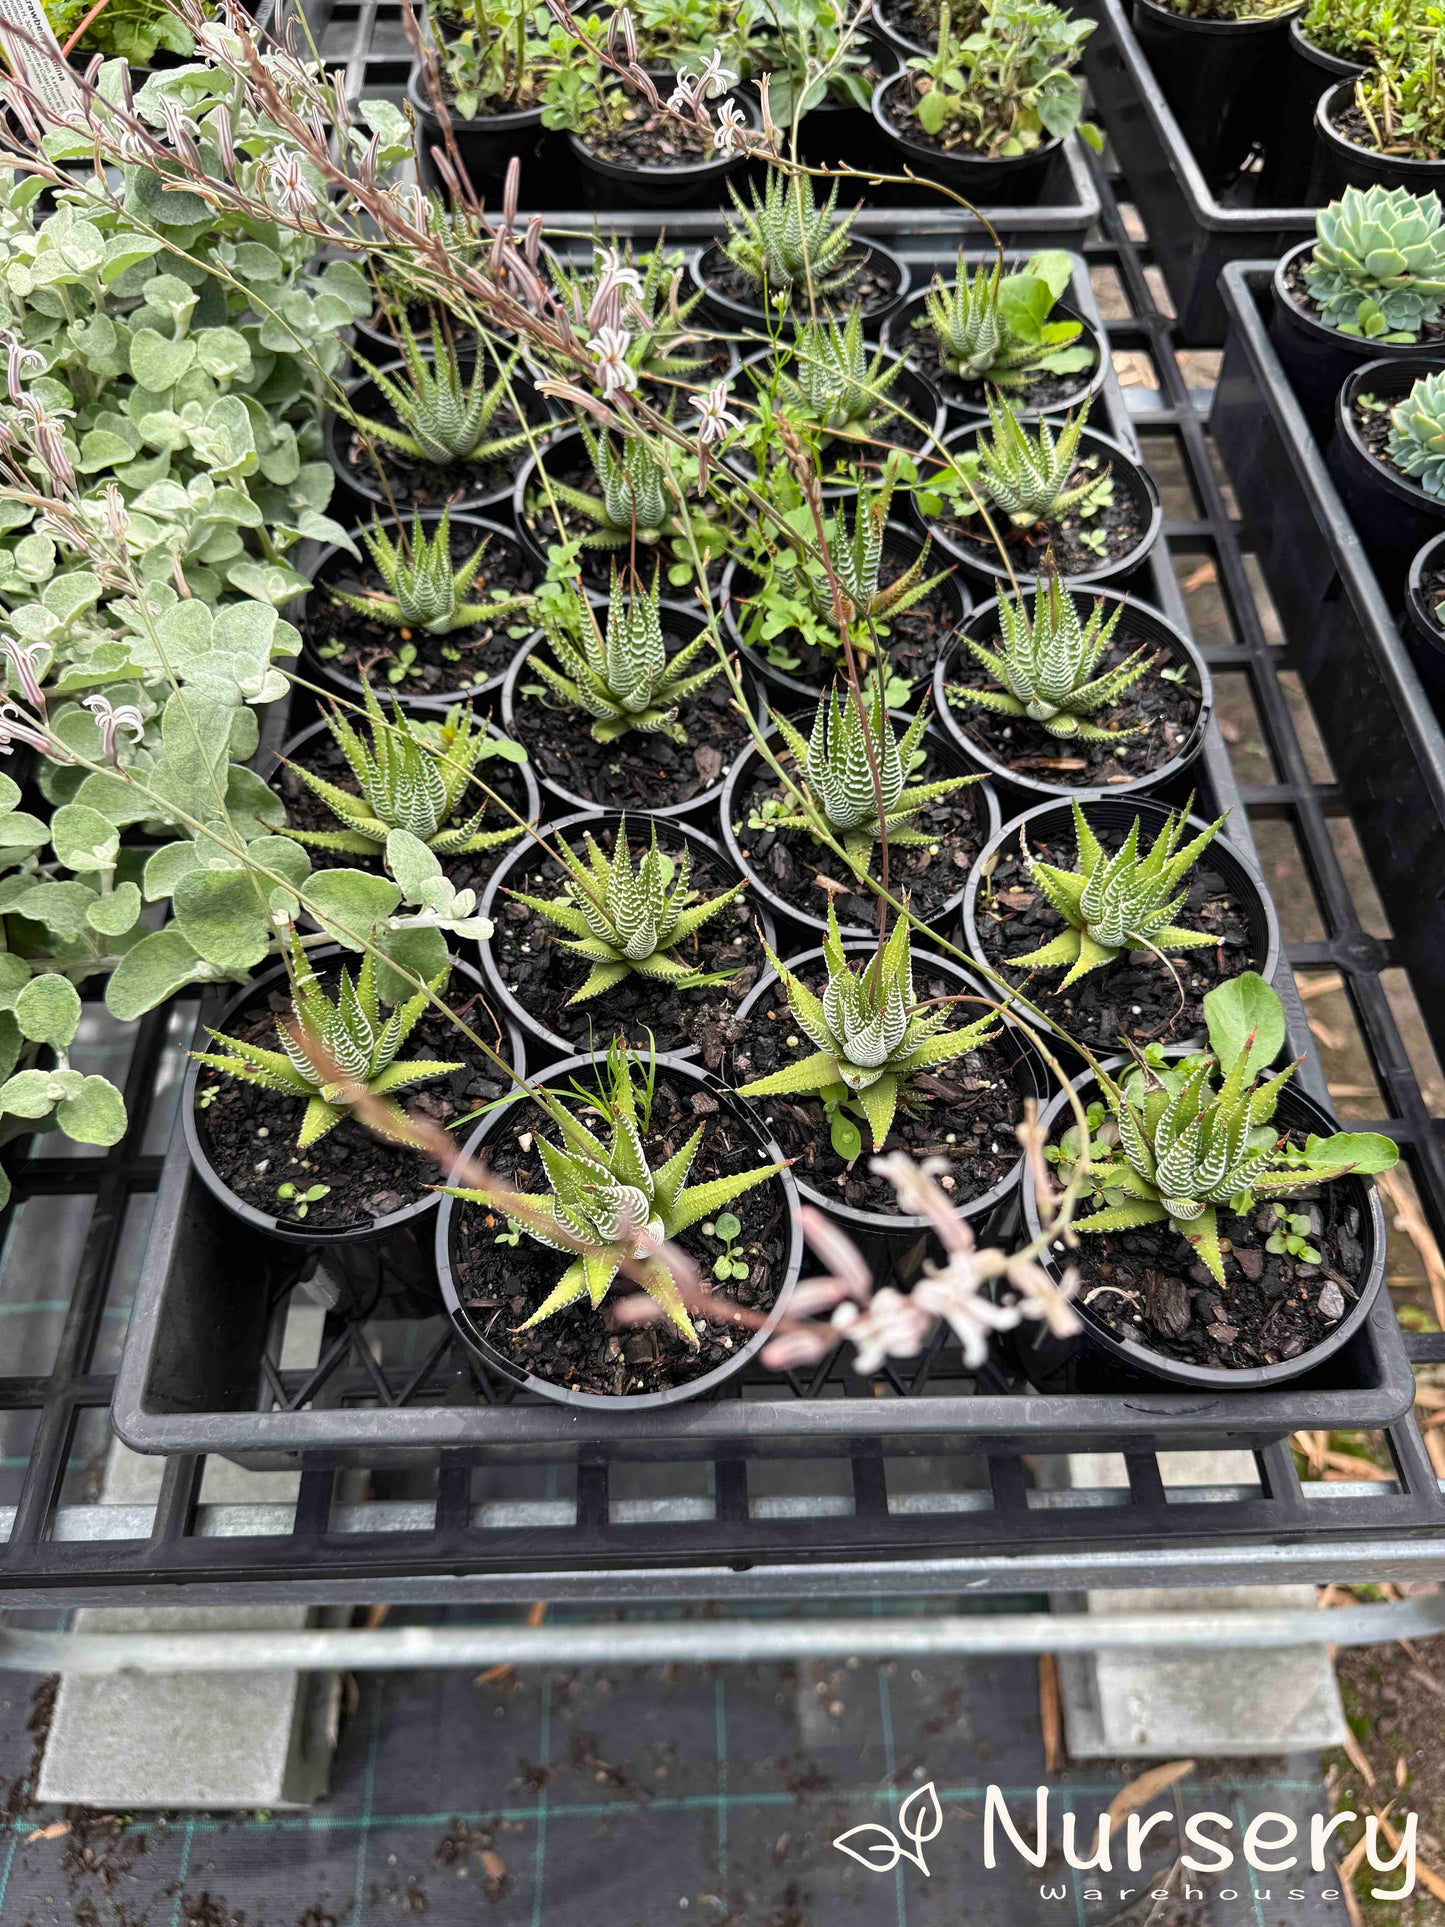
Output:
(0, 0), (86, 125)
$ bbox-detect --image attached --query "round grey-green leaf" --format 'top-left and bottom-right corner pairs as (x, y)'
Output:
(57, 1073), (127, 1146)
(15, 972), (81, 1050)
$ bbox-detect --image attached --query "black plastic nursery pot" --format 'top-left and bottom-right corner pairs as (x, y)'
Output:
(871, 0), (934, 59)
(792, 60), (907, 184)
(498, 617), (764, 822)
(1326, 355), (1445, 588)
(881, 285), (1108, 425)
(1267, 240), (1443, 434)
(566, 92), (761, 213)
(435, 1051), (802, 1410)
(1403, 528), (1445, 707)
(1270, 16), (1362, 203)
(1314, 80), (1445, 204)
(924, 422), (1164, 592)
(1015, 1068), (1388, 1393)
(735, 345), (948, 496)
(511, 423), (723, 582)
(717, 717), (1002, 944)
(297, 512), (542, 715)
(1130, 0), (1300, 190)
(718, 517), (971, 710)
(932, 587), (1212, 806)
(871, 70), (1067, 203)
(478, 807), (777, 1067)
(323, 352), (553, 521)
(688, 235), (912, 337)
(406, 67), (554, 201)
(726, 939), (1049, 1284)
(183, 950), (526, 1323)
(960, 794), (1282, 1057)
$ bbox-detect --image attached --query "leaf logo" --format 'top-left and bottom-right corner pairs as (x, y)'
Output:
(833, 1782), (943, 1876)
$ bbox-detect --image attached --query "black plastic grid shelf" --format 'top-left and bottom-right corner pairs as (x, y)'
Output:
(0, 46), (1441, 1604)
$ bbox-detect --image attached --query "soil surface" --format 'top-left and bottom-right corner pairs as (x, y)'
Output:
(730, 740), (987, 931)
(577, 106), (717, 167)
(507, 649), (752, 812)
(935, 447), (1150, 578)
(194, 971), (515, 1231)
(1331, 96), (1444, 161)
(879, 0), (948, 42)
(698, 240), (903, 324)
(730, 542), (965, 699)
(450, 1069), (790, 1396)
(1349, 390), (1433, 493)
(1422, 564), (1445, 634)
(271, 725), (533, 898)
(490, 818), (770, 1058)
(899, 315), (1099, 416)
(519, 447), (731, 589)
(1283, 252), (1445, 345)
(1068, 1149), (1368, 1371)
(335, 387), (535, 512)
(880, 72), (1051, 161)
(728, 953), (1024, 1213)
(972, 831), (1259, 1051)
(942, 621), (1203, 785)
(305, 523), (539, 700)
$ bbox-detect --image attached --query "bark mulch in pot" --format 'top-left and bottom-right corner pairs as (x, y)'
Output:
(1422, 564), (1445, 628)
(195, 974), (513, 1232)
(728, 956), (1022, 1212)
(1073, 1164), (1368, 1371)
(272, 728), (534, 900)
(451, 1071), (789, 1396)
(507, 665), (753, 814)
(973, 836), (1256, 1051)
(492, 820), (770, 1057)
(307, 528), (538, 701)
(579, 111), (716, 166)
(943, 634), (1202, 786)
(1351, 391), (1418, 482)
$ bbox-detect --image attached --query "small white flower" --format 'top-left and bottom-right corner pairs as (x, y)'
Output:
(588, 325), (638, 400)
(0, 699), (53, 758)
(831, 1289), (934, 1376)
(263, 149), (318, 217)
(695, 50), (736, 98)
(666, 78), (698, 114)
(712, 99), (748, 151)
(690, 380), (741, 445)
(3, 639), (47, 715)
(82, 694), (145, 767)
(912, 1266), (1020, 1370)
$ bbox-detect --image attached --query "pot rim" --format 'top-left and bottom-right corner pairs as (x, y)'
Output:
(1288, 10), (1367, 72)
(1333, 353), (1445, 515)
(1316, 77), (1445, 170)
(928, 421), (1165, 588)
(717, 714), (1003, 940)
(565, 89), (761, 179)
(880, 286), (1109, 422)
(689, 234), (913, 335)
(405, 62), (547, 131)
(497, 614), (763, 820)
(931, 586), (1214, 803)
(1134, 0), (1303, 31)
(1022, 1057), (1387, 1389)
(871, 68), (1066, 168)
(435, 1048), (804, 1409)
(958, 793), (1284, 1052)
(182, 949), (519, 1246)
(728, 936), (1048, 1232)
(1406, 526), (1445, 642)
(476, 804), (777, 1063)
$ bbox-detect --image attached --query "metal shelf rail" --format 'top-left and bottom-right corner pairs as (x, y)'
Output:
(0, 8), (1441, 1655)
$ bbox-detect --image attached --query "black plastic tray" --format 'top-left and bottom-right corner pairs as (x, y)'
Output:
(108, 244), (1418, 1475)
(1085, 0), (1314, 343)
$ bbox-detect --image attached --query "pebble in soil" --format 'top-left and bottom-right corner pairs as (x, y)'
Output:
(728, 957), (1027, 1214)
(508, 643), (754, 812)
(731, 544), (965, 699)
(491, 819), (770, 1058)
(195, 976), (517, 1232)
(305, 525), (540, 700)
(943, 628), (1203, 786)
(973, 835), (1258, 1052)
(936, 452), (1149, 579)
(1068, 1176), (1368, 1371)
(270, 726), (534, 900)
(1282, 251), (1445, 347)
(733, 747), (987, 931)
(450, 1072), (790, 1397)
(698, 241), (904, 324)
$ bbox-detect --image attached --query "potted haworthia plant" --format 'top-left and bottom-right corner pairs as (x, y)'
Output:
(1271, 187), (1445, 425)
(437, 1039), (801, 1403)
(747, 314), (943, 478)
(964, 795), (1279, 1053)
(481, 811), (773, 1060)
(720, 685), (998, 937)
(1022, 974), (1398, 1387)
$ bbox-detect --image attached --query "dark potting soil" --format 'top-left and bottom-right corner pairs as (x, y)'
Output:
(879, 73), (1033, 159)
(435, 70), (546, 113)
(271, 728), (533, 898)
(451, 1070), (789, 1396)
(880, 0), (953, 40)
(943, 626), (1203, 785)
(195, 975), (514, 1231)
(935, 451), (1148, 578)
(733, 749), (985, 930)
(1282, 253), (1445, 346)
(974, 836), (1256, 1051)
(1422, 565), (1445, 633)
(729, 957), (1022, 1213)
(699, 241), (903, 324)
(508, 657), (752, 811)
(1069, 1161), (1368, 1371)
(493, 819), (769, 1057)
(1330, 97), (1443, 161)
(338, 397), (533, 512)
(305, 526), (539, 700)
(521, 451), (729, 589)
(579, 108), (716, 166)
(900, 321), (1098, 417)
(733, 546), (962, 698)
